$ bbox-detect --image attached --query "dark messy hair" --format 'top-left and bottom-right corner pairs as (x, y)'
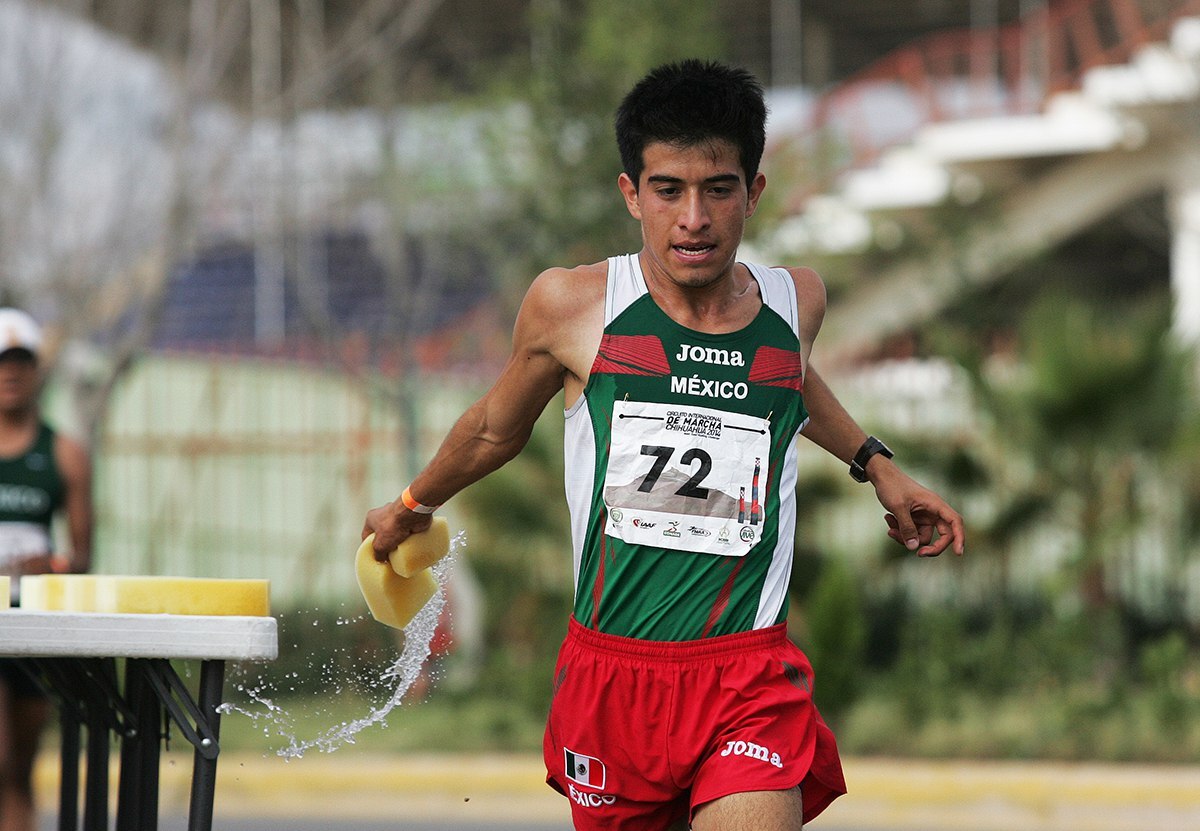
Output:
(615, 59), (767, 188)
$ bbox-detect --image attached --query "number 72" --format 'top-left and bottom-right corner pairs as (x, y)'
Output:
(637, 445), (712, 499)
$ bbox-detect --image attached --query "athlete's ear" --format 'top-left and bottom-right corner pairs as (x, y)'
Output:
(618, 172), (642, 221)
(746, 172), (767, 218)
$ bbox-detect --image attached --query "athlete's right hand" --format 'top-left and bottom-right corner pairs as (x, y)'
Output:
(362, 500), (432, 563)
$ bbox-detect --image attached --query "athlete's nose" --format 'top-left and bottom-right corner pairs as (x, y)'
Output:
(677, 191), (710, 232)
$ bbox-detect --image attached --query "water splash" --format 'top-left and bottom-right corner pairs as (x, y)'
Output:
(217, 530), (465, 758)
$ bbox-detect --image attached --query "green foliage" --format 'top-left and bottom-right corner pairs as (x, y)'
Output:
(803, 559), (867, 723)
(1018, 294), (1188, 452)
(841, 604), (1200, 761)
(926, 289), (1200, 614)
(1139, 632), (1191, 728)
(474, 0), (728, 310)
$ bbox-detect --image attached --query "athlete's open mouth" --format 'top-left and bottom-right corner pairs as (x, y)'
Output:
(673, 243), (716, 256)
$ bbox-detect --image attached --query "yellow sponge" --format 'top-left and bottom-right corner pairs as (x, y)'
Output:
(94, 576), (270, 616)
(387, 517), (450, 577)
(356, 520), (450, 629)
(19, 574), (269, 616)
(21, 575), (100, 612)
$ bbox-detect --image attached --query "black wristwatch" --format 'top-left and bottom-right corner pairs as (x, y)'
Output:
(849, 436), (893, 483)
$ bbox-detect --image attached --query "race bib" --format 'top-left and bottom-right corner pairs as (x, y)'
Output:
(604, 400), (771, 556)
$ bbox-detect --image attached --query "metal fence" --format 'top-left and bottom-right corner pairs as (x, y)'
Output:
(84, 353), (479, 608)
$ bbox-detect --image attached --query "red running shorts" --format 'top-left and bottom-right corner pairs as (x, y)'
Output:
(543, 617), (847, 829)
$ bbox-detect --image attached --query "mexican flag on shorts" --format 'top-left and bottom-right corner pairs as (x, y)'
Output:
(564, 749), (606, 789)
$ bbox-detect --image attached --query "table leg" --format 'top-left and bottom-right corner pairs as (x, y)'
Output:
(57, 702), (80, 831)
(82, 689), (110, 831)
(116, 659), (162, 831)
(187, 659), (225, 831)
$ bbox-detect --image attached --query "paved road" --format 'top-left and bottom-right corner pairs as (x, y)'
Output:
(35, 753), (1200, 831)
(37, 820), (574, 831)
(40, 819), (875, 831)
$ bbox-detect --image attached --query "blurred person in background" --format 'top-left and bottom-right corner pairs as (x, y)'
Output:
(366, 60), (963, 830)
(0, 308), (92, 831)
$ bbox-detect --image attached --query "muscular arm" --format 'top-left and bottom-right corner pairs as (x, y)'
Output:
(363, 265), (602, 558)
(788, 267), (965, 557)
(53, 433), (92, 573)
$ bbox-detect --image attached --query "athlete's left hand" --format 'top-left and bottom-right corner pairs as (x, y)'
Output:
(870, 463), (965, 557)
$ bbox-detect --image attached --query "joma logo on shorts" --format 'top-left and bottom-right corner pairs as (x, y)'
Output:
(569, 784), (617, 808)
(721, 739), (784, 769)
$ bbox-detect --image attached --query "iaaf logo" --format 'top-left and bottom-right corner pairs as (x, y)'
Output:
(632, 518), (656, 529)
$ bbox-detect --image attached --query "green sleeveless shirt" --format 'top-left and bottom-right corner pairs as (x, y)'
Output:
(563, 255), (809, 641)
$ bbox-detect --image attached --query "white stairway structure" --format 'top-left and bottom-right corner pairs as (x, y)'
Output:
(770, 0), (1200, 362)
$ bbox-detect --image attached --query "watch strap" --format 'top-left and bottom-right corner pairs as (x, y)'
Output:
(849, 436), (893, 483)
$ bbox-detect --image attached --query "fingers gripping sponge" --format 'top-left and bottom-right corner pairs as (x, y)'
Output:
(356, 517), (450, 629)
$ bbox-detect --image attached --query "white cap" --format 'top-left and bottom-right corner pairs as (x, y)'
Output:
(0, 308), (42, 357)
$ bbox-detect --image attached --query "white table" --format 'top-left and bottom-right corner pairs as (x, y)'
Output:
(0, 611), (278, 831)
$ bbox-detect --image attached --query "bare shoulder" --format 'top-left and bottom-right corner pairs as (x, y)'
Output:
(521, 261), (606, 337)
(53, 431), (92, 482)
(784, 266), (827, 308)
(782, 266), (827, 356)
(525, 261), (607, 316)
(518, 261), (607, 385)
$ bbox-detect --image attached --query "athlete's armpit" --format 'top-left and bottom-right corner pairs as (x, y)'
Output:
(520, 264), (607, 404)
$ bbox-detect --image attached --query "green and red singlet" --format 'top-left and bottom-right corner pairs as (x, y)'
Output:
(563, 254), (809, 641)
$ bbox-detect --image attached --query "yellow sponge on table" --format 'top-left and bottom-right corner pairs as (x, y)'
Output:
(18, 574), (270, 616)
(356, 519), (450, 629)
(21, 575), (100, 611)
(94, 576), (270, 616)
(18, 575), (69, 611)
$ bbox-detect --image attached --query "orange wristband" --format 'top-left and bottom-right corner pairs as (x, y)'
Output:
(401, 486), (438, 514)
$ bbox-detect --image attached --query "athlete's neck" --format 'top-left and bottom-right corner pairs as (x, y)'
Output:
(0, 408), (39, 456)
(637, 252), (761, 334)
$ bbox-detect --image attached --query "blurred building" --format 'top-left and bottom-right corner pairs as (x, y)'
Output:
(760, 0), (1200, 361)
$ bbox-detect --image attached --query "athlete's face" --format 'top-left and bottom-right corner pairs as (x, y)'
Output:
(0, 350), (38, 413)
(618, 139), (766, 292)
